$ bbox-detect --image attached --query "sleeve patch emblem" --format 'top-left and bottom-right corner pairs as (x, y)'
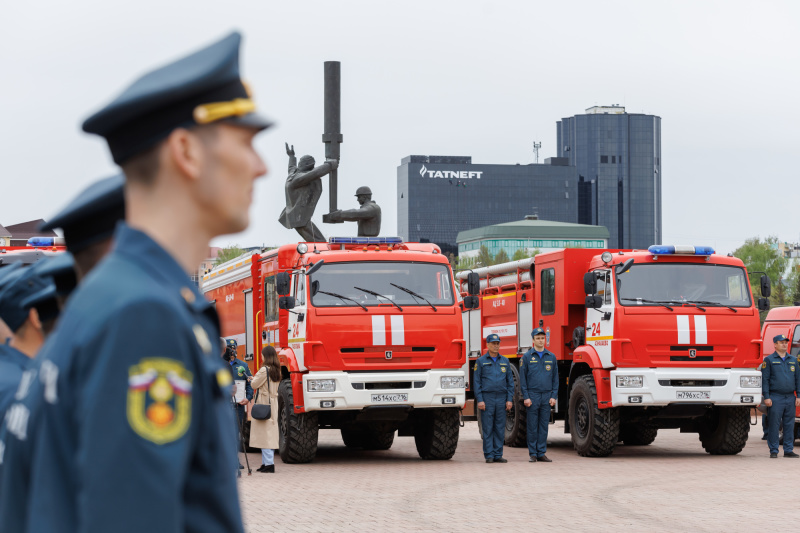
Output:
(127, 358), (193, 445)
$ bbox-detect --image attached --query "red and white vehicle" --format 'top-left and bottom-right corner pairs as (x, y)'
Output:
(458, 245), (767, 456)
(760, 305), (800, 442)
(202, 237), (466, 463)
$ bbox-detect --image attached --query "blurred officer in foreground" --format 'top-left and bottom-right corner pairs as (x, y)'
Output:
(473, 333), (513, 463)
(520, 328), (558, 463)
(0, 173), (124, 516)
(762, 334), (800, 458)
(16, 31), (270, 533)
(224, 338), (252, 470)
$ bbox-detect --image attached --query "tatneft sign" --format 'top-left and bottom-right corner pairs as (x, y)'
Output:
(419, 165), (483, 179)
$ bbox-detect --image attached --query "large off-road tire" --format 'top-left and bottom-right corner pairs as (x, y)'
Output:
(505, 363), (527, 447)
(698, 406), (750, 455)
(569, 374), (619, 457)
(619, 422), (657, 446)
(340, 426), (395, 450)
(413, 408), (460, 460)
(278, 379), (319, 464)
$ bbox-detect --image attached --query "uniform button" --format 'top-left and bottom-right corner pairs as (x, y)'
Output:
(181, 287), (196, 304)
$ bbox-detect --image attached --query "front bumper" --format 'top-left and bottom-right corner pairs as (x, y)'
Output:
(302, 370), (466, 411)
(610, 368), (762, 407)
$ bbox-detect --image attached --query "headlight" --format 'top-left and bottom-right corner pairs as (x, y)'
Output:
(307, 379), (335, 392)
(740, 376), (761, 388)
(441, 376), (465, 389)
(616, 375), (643, 388)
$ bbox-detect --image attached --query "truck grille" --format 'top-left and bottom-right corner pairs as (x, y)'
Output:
(657, 379), (726, 387)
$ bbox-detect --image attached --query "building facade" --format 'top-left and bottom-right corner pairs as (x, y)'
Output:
(397, 155), (578, 256)
(457, 218), (609, 259)
(557, 105), (661, 249)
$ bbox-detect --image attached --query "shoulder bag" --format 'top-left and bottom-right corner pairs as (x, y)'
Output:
(251, 374), (272, 420)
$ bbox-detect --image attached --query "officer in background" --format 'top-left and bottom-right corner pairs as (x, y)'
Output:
(224, 338), (252, 470)
(762, 333), (800, 458)
(473, 333), (513, 463)
(520, 328), (558, 463)
(16, 31), (270, 533)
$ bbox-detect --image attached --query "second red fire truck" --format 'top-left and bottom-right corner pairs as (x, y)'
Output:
(202, 237), (470, 463)
(459, 245), (768, 456)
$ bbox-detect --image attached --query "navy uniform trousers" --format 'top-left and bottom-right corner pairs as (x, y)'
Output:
(481, 392), (507, 459)
(526, 393), (551, 457)
(768, 392), (796, 454)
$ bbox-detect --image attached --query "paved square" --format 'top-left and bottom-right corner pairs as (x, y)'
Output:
(239, 418), (798, 532)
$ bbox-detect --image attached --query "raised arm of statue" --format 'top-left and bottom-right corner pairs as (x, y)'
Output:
(286, 142), (297, 173)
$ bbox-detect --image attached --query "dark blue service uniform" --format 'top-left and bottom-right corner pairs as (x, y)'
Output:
(473, 353), (514, 460)
(230, 357), (253, 440)
(762, 352), (800, 455)
(0, 342), (29, 422)
(8, 225), (244, 533)
(519, 348), (558, 458)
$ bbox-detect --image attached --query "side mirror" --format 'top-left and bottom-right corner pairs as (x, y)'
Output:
(306, 260), (324, 276)
(758, 297), (770, 312)
(467, 272), (480, 295)
(583, 272), (597, 295)
(463, 295), (480, 309)
(616, 258), (634, 275)
(276, 272), (291, 296)
(585, 295), (603, 309)
(761, 274), (772, 298)
(279, 296), (296, 310)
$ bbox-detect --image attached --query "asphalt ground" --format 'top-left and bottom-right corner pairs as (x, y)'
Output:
(238, 416), (798, 533)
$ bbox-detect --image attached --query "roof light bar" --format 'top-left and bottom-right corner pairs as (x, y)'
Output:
(648, 245), (715, 256)
(329, 237), (403, 245)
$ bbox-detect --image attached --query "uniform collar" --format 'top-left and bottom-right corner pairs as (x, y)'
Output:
(0, 343), (30, 367)
(111, 223), (211, 314)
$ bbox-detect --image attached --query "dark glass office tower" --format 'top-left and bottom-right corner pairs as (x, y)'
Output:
(557, 106), (661, 249)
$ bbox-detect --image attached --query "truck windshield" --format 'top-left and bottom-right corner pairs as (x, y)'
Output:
(310, 261), (454, 308)
(616, 263), (752, 308)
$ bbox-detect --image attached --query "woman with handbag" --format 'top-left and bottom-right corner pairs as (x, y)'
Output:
(249, 345), (281, 473)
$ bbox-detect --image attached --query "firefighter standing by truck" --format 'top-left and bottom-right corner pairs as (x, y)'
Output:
(474, 333), (514, 463)
(762, 334), (800, 458)
(520, 328), (558, 463)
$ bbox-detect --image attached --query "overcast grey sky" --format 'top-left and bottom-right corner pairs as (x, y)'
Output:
(1, 0), (798, 254)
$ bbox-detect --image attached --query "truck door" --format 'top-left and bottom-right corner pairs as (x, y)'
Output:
(287, 273), (308, 370)
(586, 269), (614, 368)
(244, 289), (254, 362)
(792, 325), (800, 357)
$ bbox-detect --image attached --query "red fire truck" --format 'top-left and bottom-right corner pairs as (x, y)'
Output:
(458, 245), (768, 456)
(202, 237), (468, 463)
(760, 305), (800, 442)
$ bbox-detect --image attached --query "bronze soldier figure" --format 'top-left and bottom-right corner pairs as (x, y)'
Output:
(325, 186), (381, 237)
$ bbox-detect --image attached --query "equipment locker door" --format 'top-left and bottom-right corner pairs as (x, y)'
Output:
(244, 289), (254, 361)
(586, 269), (614, 368)
(287, 274), (308, 370)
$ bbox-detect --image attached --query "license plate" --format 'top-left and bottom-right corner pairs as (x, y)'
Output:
(371, 393), (408, 403)
(677, 391), (710, 400)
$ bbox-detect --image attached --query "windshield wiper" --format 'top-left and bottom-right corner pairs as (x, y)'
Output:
(390, 282), (437, 311)
(666, 300), (706, 312)
(686, 300), (738, 313)
(620, 298), (674, 311)
(315, 290), (368, 312)
(354, 286), (403, 312)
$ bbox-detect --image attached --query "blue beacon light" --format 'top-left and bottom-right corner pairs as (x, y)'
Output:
(329, 237), (403, 245)
(647, 245), (715, 256)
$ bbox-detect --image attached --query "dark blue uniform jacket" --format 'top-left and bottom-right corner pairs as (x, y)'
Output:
(230, 358), (253, 401)
(0, 343), (29, 421)
(473, 353), (514, 403)
(519, 348), (558, 401)
(0, 224), (244, 533)
(762, 352), (800, 399)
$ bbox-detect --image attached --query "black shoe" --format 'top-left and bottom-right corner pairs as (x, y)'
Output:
(529, 456), (537, 462)
(256, 465), (267, 472)
(239, 464), (244, 470)
(762, 435), (768, 440)
(485, 458), (494, 463)
(784, 452), (800, 458)
(494, 457), (508, 463)
(770, 453), (778, 458)
(265, 464), (275, 473)
(537, 455), (552, 462)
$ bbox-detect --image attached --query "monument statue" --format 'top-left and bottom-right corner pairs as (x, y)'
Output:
(278, 142), (338, 242)
(324, 186), (381, 237)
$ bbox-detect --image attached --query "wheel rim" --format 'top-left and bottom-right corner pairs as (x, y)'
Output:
(575, 396), (590, 439)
